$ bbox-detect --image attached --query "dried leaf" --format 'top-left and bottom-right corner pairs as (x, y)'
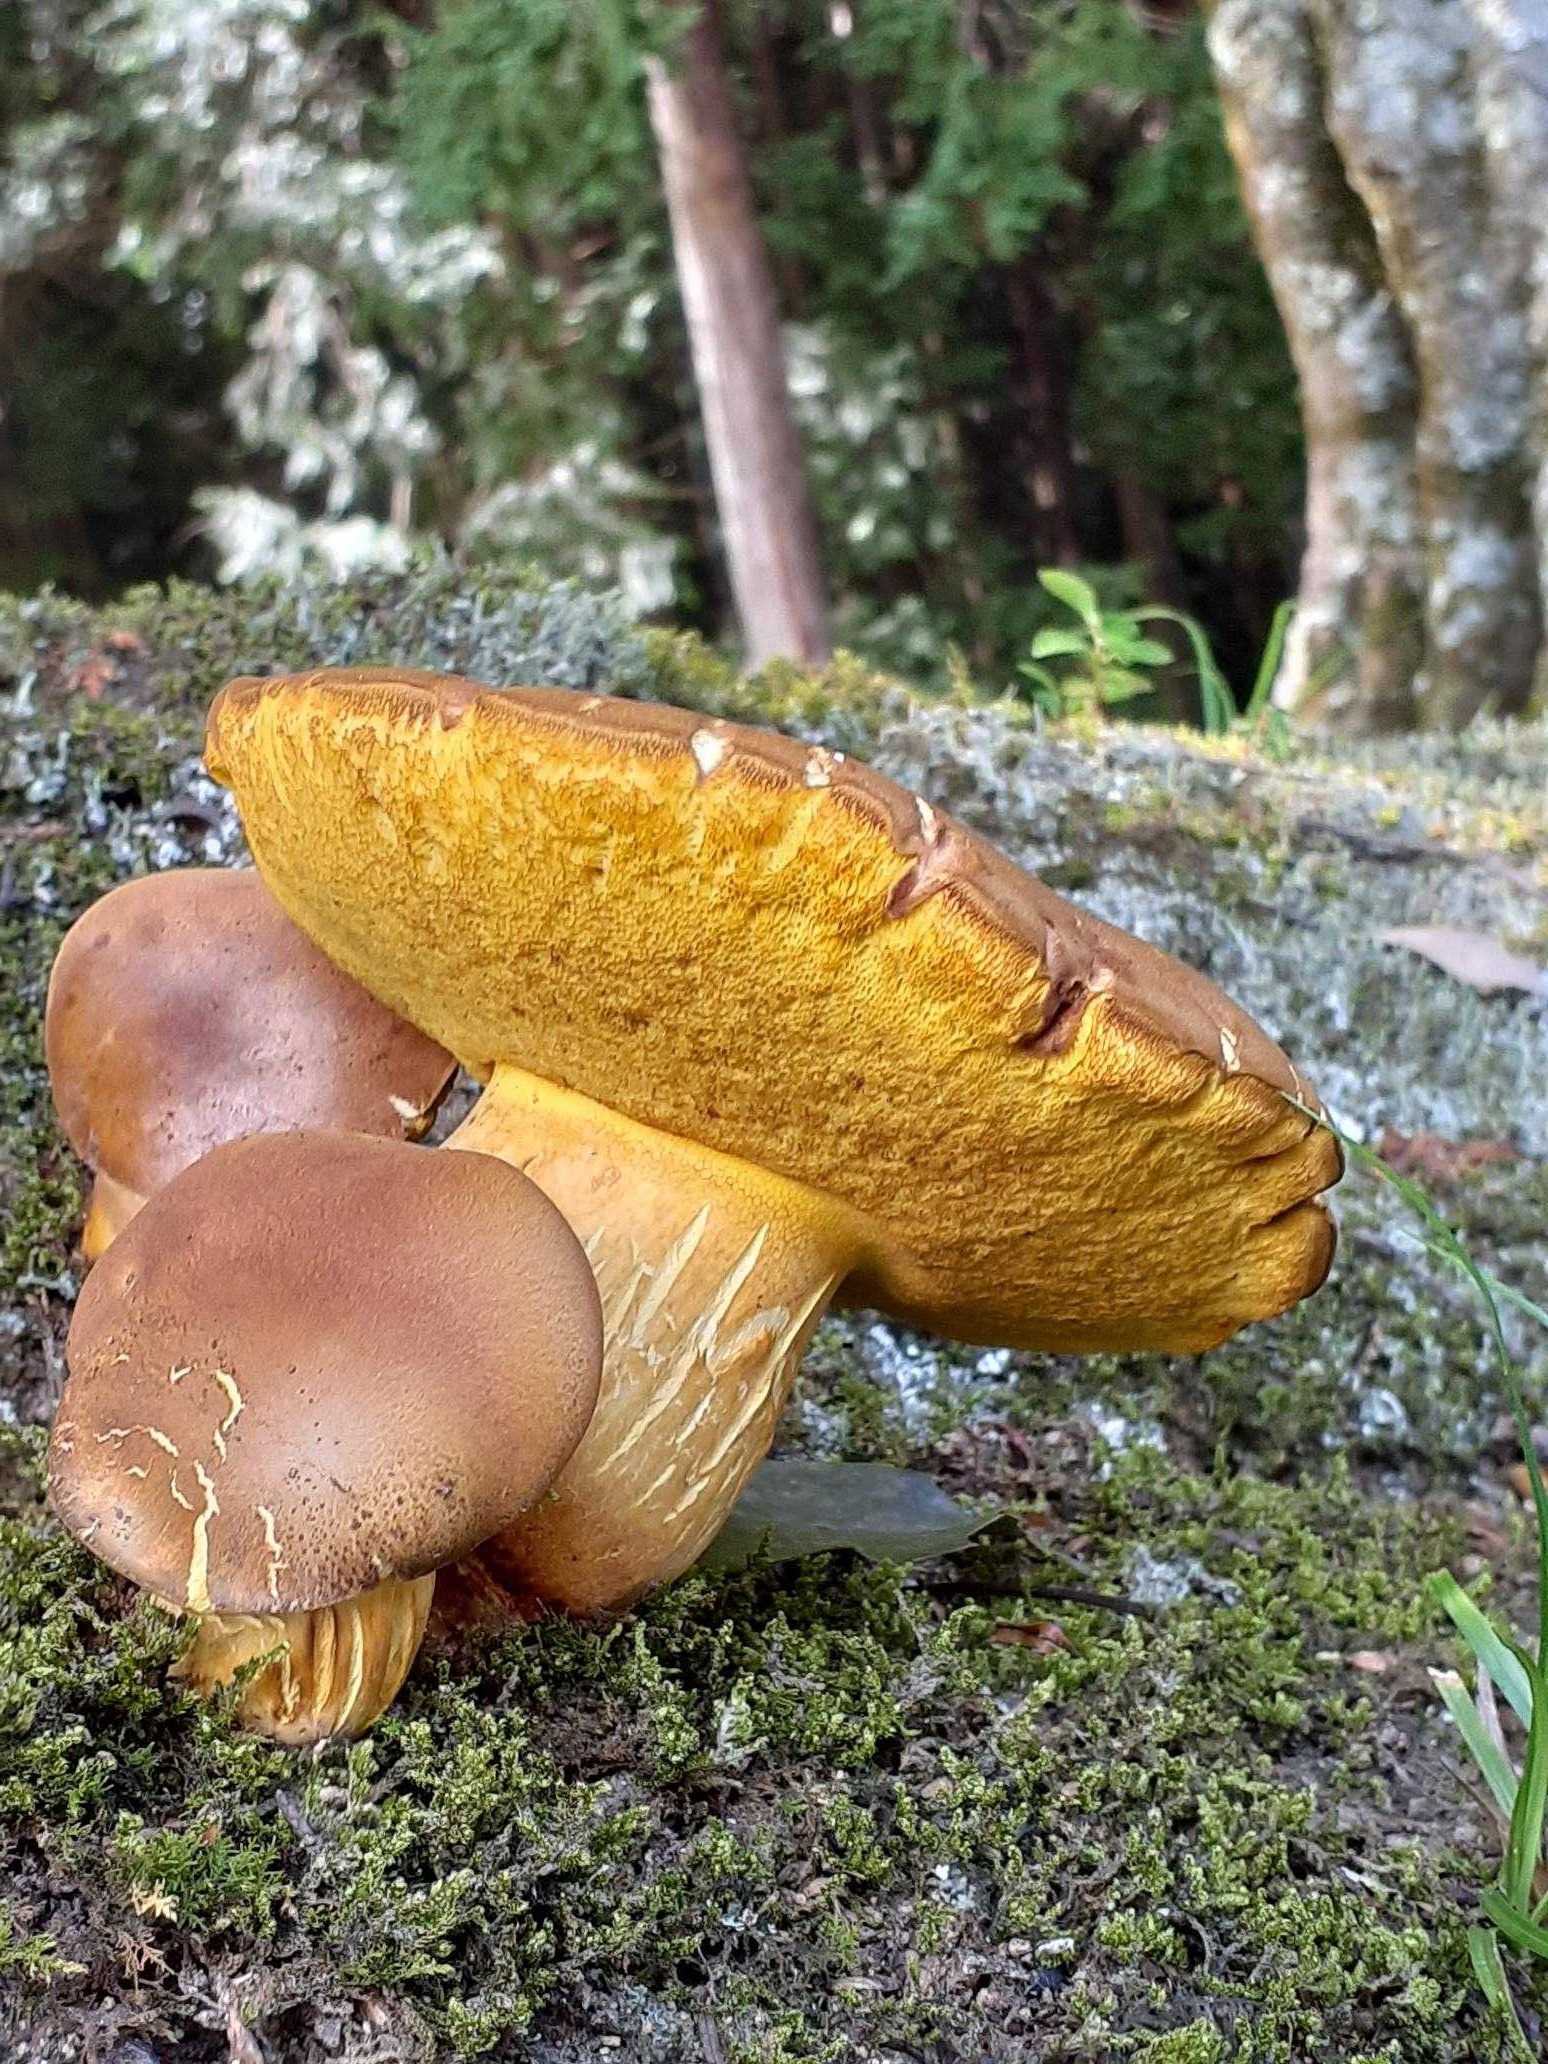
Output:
(701, 1460), (989, 1572)
(990, 1619), (1071, 1655)
(1377, 1130), (1519, 1183)
(1378, 926), (1547, 997)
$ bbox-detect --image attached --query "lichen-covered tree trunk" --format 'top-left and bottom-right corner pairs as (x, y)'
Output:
(1206, 0), (1425, 729)
(1206, 0), (1547, 731)
(1314, 0), (1539, 727)
(646, 1), (832, 669)
(1466, 0), (1548, 699)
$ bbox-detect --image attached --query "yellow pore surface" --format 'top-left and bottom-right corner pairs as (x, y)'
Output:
(207, 675), (1337, 1354)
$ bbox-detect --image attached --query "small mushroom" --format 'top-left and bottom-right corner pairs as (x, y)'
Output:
(47, 1129), (602, 1742)
(206, 669), (1342, 1614)
(45, 868), (455, 1259)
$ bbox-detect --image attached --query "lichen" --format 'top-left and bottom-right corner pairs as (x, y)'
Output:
(0, 564), (1545, 2058)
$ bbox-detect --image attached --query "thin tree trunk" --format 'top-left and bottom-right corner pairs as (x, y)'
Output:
(1004, 259), (1083, 568)
(1206, 0), (1425, 729)
(1115, 469), (1195, 722)
(646, 2), (831, 667)
(1465, 0), (1548, 700)
(1312, 0), (1539, 725)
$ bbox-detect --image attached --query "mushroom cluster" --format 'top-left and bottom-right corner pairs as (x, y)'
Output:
(45, 664), (1341, 1742)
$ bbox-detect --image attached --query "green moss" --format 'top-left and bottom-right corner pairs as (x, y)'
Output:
(0, 1417), (1522, 2056)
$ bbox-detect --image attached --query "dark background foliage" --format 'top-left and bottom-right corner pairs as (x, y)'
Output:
(0, 0), (1298, 688)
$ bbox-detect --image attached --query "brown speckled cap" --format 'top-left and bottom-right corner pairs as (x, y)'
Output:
(46, 867), (456, 1198)
(48, 1130), (602, 1614)
(206, 668), (1340, 1354)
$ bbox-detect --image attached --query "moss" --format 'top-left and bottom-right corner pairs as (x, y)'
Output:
(0, 1408), (1528, 2058)
(1, 563), (1546, 2057)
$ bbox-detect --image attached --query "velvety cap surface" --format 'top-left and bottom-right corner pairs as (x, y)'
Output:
(206, 670), (1339, 1353)
(49, 1130), (602, 1613)
(46, 867), (455, 1192)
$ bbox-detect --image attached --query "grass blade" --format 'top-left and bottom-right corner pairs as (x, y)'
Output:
(1430, 1668), (1519, 1820)
(1482, 1886), (1548, 1959)
(1505, 1674), (1548, 1914)
(1245, 600), (1295, 719)
(1428, 1572), (1536, 1727)
(1468, 1925), (1533, 2058)
(1135, 605), (1234, 735)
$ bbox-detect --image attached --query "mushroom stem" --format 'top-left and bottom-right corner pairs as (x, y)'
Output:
(81, 1171), (145, 1262)
(166, 1573), (434, 1745)
(449, 1065), (864, 1613)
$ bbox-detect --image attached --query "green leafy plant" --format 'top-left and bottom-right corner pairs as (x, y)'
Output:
(1020, 570), (1295, 737)
(1307, 1113), (1548, 2056)
(1019, 568), (1182, 721)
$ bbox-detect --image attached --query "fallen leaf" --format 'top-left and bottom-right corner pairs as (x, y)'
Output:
(1377, 1130), (1520, 1183)
(1378, 926), (1547, 997)
(700, 1459), (990, 1571)
(991, 1619), (1071, 1655)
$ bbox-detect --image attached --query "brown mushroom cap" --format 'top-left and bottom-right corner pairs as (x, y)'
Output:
(46, 868), (455, 1198)
(206, 669), (1339, 1354)
(48, 1130), (602, 1615)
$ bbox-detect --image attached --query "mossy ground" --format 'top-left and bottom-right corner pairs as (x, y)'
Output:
(1, 562), (1546, 2061)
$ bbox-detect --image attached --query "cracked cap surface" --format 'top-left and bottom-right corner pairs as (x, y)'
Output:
(48, 1130), (603, 1614)
(46, 867), (456, 1196)
(206, 669), (1340, 1354)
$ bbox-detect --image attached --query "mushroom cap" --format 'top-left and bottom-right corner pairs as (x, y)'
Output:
(48, 1130), (603, 1615)
(206, 669), (1340, 1354)
(46, 868), (455, 1195)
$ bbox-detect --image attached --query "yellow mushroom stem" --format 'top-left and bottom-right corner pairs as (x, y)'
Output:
(165, 1572), (434, 1745)
(449, 1064), (865, 1614)
(81, 1170), (146, 1263)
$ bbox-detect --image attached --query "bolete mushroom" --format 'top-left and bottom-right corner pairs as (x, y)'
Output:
(46, 867), (455, 1259)
(47, 1129), (602, 1742)
(205, 667), (1341, 1614)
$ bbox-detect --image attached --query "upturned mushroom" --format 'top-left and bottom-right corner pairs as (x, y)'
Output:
(46, 867), (455, 1258)
(206, 667), (1341, 1614)
(47, 1129), (602, 1741)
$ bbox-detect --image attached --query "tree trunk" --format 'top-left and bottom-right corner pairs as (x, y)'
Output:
(1313, 0), (1538, 726)
(1465, 0), (1548, 699)
(1004, 258), (1083, 568)
(646, 2), (831, 668)
(1114, 469), (1196, 722)
(1206, 0), (1425, 728)
(1206, 0), (1546, 730)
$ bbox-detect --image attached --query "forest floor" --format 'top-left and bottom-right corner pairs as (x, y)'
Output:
(1, 566), (1547, 2063)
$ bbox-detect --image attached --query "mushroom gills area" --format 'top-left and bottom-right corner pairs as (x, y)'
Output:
(449, 1066), (865, 1613)
(81, 1170), (145, 1262)
(167, 1573), (433, 1745)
